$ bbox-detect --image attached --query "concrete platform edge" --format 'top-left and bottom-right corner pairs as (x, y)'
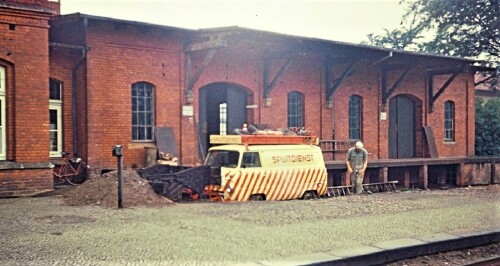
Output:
(304, 229), (500, 266)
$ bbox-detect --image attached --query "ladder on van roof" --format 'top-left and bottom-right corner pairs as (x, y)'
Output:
(326, 181), (398, 197)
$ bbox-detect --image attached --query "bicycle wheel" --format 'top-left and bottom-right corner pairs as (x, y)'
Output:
(64, 163), (88, 185)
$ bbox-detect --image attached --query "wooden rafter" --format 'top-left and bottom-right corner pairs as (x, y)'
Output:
(263, 57), (293, 98)
(427, 65), (465, 112)
(185, 48), (217, 94)
(382, 66), (413, 106)
(325, 61), (355, 102)
(325, 52), (392, 102)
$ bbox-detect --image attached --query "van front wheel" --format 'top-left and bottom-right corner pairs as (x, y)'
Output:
(302, 191), (317, 200)
(249, 194), (265, 201)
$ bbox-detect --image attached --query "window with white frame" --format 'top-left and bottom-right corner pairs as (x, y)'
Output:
(132, 82), (154, 141)
(444, 101), (455, 141)
(0, 66), (6, 160)
(49, 79), (63, 157)
(219, 103), (227, 135)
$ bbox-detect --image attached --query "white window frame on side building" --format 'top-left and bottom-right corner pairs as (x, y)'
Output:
(49, 79), (63, 157)
(0, 66), (7, 160)
(0, 66), (6, 160)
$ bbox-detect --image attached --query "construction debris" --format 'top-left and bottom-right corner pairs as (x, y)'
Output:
(62, 169), (175, 208)
(233, 124), (314, 136)
(157, 152), (178, 166)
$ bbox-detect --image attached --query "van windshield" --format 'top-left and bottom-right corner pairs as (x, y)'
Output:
(205, 150), (240, 168)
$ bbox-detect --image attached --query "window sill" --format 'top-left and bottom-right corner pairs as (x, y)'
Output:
(128, 142), (156, 149)
(0, 161), (53, 170)
(443, 141), (456, 145)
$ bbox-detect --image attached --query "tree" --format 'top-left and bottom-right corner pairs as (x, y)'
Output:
(365, 13), (426, 51)
(363, 0), (499, 88)
(475, 98), (500, 156)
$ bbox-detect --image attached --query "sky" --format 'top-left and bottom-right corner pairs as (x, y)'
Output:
(60, 0), (407, 44)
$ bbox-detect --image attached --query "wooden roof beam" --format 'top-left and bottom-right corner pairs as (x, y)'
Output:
(325, 61), (355, 103)
(263, 57), (293, 105)
(325, 52), (393, 105)
(184, 48), (217, 103)
(427, 65), (466, 112)
(382, 66), (413, 107)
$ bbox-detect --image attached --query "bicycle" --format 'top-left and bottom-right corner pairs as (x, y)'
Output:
(53, 152), (89, 186)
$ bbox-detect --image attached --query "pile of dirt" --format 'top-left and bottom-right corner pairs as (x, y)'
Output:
(63, 169), (175, 208)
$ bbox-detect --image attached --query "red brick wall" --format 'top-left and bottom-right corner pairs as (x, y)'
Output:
(192, 47), (326, 130)
(49, 48), (84, 158)
(83, 20), (185, 169)
(48, 20), (477, 169)
(0, 0), (56, 197)
(333, 65), (380, 160)
(189, 43), (475, 163)
(0, 6), (52, 163)
(427, 76), (475, 157)
(0, 168), (53, 197)
(49, 16), (89, 161)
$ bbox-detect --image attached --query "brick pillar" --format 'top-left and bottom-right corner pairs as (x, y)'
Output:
(491, 162), (496, 185)
(343, 172), (349, 186)
(456, 163), (465, 186)
(379, 167), (388, 183)
(420, 164), (428, 189)
(404, 169), (410, 188)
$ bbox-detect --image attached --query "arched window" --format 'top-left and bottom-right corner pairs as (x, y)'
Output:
(444, 101), (455, 141)
(49, 78), (63, 157)
(132, 82), (154, 141)
(287, 91), (304, 127)
(349, 95), (362, 140)
(0, 66), (6, 160)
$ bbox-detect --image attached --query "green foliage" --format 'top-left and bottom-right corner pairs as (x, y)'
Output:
(363, 0), (499, 65)
(364, 13), (427, 50)
(406, 0), (499, 60)
(475, 98), (500, 156)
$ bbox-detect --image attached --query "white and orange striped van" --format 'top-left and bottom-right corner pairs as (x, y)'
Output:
(204, 135), (327, 201)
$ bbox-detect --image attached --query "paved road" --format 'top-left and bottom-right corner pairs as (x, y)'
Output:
(0, 185), (498, 265)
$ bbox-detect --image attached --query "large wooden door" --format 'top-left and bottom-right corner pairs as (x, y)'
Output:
(389, 95), (415, 158)
(227, 87), (247, 134)
(199, 83), (247, 156)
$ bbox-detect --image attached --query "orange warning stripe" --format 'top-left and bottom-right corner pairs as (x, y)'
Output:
(215, 167), (327, 201)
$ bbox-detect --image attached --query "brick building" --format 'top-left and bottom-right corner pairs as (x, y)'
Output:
(0, 0), (494, 197)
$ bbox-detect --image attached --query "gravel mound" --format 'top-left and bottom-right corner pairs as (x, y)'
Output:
(63, 169), (174, 208)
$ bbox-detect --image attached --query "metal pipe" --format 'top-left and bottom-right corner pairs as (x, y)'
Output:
(71, 50), (86, 156)
(117, 154), (123, 209)
(112, 145), (123, 209)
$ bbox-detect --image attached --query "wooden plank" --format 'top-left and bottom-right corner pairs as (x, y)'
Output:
(155, 127), (178, 158)
(423, 126), (439, 158)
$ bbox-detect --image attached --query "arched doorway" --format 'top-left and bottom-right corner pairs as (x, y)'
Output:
(389, 94), (422, 159)
(198, 83), (249, 156)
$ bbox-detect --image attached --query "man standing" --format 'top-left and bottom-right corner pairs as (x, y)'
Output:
(346, 141), (368, 194)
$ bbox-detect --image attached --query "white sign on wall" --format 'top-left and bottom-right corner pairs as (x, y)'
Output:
(380, 112), (387, 121)
(182, 105), (193, 117)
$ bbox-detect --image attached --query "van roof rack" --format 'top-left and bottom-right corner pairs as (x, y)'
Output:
(209, 135), (319, 145)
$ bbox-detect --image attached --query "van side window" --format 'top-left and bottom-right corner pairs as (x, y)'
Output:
(206, 150), (240, 168)
(242, 152), (261, 168)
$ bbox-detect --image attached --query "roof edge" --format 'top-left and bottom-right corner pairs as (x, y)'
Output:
(53, 13), (196, 33)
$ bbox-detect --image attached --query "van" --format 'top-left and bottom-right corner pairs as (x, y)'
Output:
(204, 135), (327, 201)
